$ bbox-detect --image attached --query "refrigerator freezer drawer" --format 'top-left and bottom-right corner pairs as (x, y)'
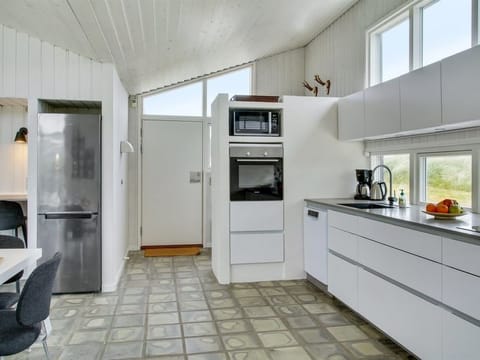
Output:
(37, 214), (101, 293)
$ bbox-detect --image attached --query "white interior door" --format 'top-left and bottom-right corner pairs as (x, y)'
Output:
(142, 120), (203, 246)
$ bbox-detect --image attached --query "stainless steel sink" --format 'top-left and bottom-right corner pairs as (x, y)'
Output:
(338, 203), (394, 209)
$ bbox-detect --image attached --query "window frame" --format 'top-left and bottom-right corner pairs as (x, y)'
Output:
(417, 150), (473, 208)
(367, 0), (480, 86)
(371, 144), (480, 212)
(141, 63), (254, 118)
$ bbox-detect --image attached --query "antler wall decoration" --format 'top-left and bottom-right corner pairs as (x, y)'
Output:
(303, 75), (331, 96)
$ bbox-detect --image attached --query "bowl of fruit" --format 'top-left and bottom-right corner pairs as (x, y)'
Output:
(422, 199), (467, 219)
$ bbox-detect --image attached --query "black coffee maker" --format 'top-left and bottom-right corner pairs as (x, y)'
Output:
(354, 169), (372, 200)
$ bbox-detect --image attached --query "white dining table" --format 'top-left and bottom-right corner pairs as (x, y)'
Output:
(0, 248), (42, 284)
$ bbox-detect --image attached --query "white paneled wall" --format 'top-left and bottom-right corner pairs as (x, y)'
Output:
(0, 105), (27, 193)
(0, 24), (129, 292)
(255, 48), (305, 96)
(305, 0), (408, 97)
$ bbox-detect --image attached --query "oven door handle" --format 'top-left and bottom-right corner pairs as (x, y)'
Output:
(236, 159), (280, 162)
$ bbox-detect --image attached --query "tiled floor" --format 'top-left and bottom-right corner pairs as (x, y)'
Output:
(4, 250), (416, 359)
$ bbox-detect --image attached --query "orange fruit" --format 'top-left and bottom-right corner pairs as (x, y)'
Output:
(437, 204), (449, 213)
(426, 203), (437, 212)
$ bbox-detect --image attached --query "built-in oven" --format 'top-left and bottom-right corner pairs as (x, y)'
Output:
(230, 143), (283, 201)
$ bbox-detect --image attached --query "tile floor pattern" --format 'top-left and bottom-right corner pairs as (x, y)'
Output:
(3, 250), (417, 360)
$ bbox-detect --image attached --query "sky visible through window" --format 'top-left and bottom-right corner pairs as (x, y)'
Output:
(143, 82), (203, 116)
(422, 0), (471, 66)
(207, 67), (251, 116)
(143, 67), (251, 117)
(381, 18), (409, 82)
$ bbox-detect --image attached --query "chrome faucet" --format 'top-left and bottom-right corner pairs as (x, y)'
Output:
(372, 165), (397, 205)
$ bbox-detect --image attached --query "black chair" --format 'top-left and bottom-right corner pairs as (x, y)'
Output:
(0, 236), (26, 309)
(0, 201), (27, 246)
(0, 252), (61, 359)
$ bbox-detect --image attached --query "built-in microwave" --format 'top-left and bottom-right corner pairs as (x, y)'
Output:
(230, 109), (281, 136)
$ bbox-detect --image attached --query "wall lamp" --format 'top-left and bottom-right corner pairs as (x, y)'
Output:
(14, 127), (28, 143)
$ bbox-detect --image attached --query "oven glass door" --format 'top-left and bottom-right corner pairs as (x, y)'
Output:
(230, 157), (283, 201)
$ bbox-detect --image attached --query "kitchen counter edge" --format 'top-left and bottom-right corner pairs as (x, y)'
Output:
(305, 198), (480, 245)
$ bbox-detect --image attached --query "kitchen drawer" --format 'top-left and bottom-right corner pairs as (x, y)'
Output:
(443, 309), (480, 360)
(442, 265), (480, 320)
(328, 226), (359, 261)
(358, 268), (442, 360)
(230, 232), (284, 264)
(443, 237), (480, 276)
(328, 210), (360, 234)
(357, 217), (441, 262)
(230, 201), (283, 232)
(328, 253), (358, 310)
(358, 237), (441, 300)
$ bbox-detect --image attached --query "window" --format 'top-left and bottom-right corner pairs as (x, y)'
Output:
(419, 152), (472, 207)
(369, 0), (479, 85)
(380, 18), (410, 82)
(143, 82), (203, 116)
(143, 65), (252, 117)
(371, 154), (410, 199)
(422, 0), (472, 66)
(206, 67), (251, 116)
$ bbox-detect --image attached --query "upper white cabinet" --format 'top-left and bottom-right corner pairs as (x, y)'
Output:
(364, 78), (401, 137)
(399, 62), (442, 131)
(442, 45), (480, 125)
(338, 91), (364, 140)
(338, 45), (480, 140)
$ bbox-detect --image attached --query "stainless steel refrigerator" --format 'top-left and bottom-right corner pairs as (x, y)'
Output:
(37, 113), (101, 293)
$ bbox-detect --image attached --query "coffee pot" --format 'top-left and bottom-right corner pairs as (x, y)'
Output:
(357, 183), (370, 198)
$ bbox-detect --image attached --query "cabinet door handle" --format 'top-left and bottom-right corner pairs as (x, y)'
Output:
(307, 210), (319, 218)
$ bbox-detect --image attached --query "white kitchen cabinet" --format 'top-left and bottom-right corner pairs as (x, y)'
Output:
(358, 237), (442, 301)
(303, 207), (328, 284)
(328, 253), (358, 310)
(442, 45), (480, 125)
(328, 227), (358, 262)
(328, 210), (360, 235)
(442, 265), (480, 321)
(443, 310), (480, 360)
(230, 232), (284, 264)
(356, 216), (441, 262)
(442, 237), (480, 276)
(338, 91), (365, 140)
(230, 201), (284, 232)
(364, 78), (401, 138)
(358, 268), (442, 360)
(399, 62), (441, 131)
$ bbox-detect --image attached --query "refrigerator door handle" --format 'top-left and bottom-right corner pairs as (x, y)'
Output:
(43, 212), (98, 220)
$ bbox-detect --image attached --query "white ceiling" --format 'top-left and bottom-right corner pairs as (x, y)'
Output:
(0, 0), (357, 94)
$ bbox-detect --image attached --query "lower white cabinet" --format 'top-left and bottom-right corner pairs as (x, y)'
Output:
(230, 232), (284, 264)
(358, 237), (442, 301)
(230, 201), (284, 232)
(358, 269), (442, 360)
(443, 310), (480, 360)
(303, 207), (328, 284)
(442, 265), (480, 321)
(328, 253), (358, 310)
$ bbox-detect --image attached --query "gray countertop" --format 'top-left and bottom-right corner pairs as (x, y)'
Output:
(305, 198), (480, 244)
